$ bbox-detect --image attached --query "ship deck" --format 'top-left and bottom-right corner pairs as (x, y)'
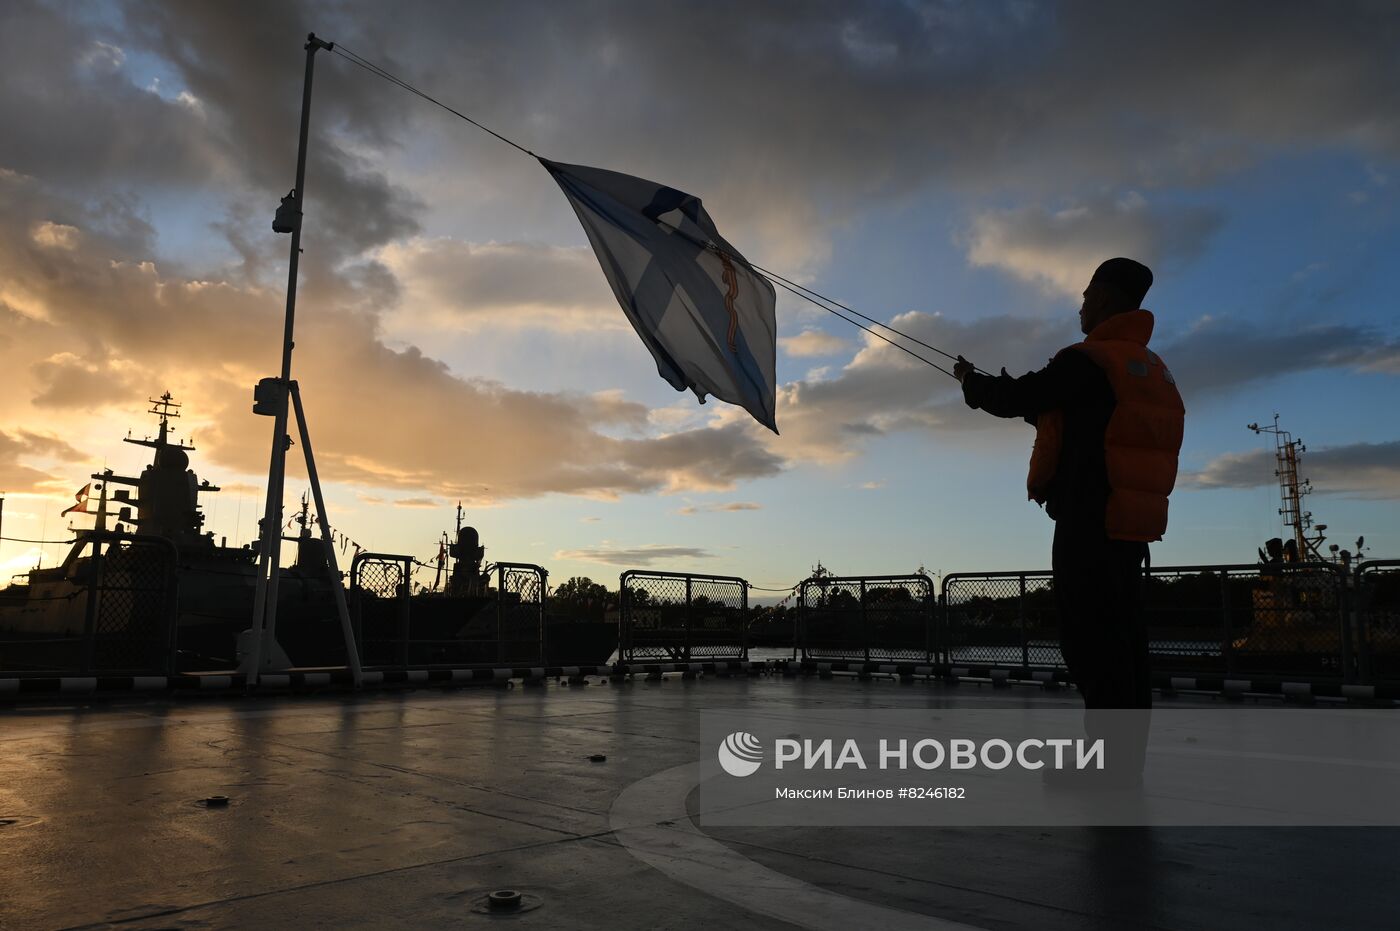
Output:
(2, 674), (1395, 930)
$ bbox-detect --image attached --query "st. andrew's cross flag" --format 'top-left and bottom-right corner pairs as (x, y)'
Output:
(542, 159), (779, 433)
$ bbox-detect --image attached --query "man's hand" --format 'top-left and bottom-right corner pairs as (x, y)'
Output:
(953, 355), (976, 384)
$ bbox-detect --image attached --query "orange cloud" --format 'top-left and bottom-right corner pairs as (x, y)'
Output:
(0, 172), (782, 505)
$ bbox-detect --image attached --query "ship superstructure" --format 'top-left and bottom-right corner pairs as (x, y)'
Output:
(0, 395), (617, 671)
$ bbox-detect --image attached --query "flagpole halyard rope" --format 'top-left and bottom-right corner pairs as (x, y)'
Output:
(763, 277), (956, 378)
(745, 262), (984, 371)
(327, 43), (977, 381)
(331, 45), (538, 158)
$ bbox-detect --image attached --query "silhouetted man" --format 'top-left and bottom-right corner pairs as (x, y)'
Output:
(953, 258), (1184, 731)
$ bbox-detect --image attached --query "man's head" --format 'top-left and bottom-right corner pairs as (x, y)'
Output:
(1079, 257), (1153, 334)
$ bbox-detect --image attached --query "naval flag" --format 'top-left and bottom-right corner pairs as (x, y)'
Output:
(543, 159), (778, 433)
(61, 482), (93, 517)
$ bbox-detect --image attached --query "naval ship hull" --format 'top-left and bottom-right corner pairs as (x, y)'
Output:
(0, 395), (622, 675)
(0, 557), (618, 673)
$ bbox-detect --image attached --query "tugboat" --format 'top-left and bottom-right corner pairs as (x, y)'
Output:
(1232, 416), (1367, 676)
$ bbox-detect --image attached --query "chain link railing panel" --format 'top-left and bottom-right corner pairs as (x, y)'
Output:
(83, 536), (177, 674)
(350, 553), (412, 667)
(941, 573), (1057, 668)
(942, 563), (1353, 681)
(1228, 563), (1349, 680)
(620, 571), (748, 661)
(88, 538), (179, 672)
(1356, 561), (1400, 686)
(352, 554), (547, 668)
(1138, 567), (1245, 677)
(799, 575), (934, 663)
(1, 534), (178, 676)
(494, 562), (547, 666)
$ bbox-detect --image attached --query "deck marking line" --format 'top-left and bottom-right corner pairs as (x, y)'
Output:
(609, 762), (986, 931)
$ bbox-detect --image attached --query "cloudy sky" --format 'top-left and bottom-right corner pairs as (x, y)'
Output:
(3, 1), (1398, 591)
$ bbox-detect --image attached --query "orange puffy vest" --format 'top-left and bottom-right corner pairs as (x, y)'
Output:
(1026, 309), (1185, 542)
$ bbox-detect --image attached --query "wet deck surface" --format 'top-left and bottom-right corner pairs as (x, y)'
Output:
(2, 674), (1395, 930)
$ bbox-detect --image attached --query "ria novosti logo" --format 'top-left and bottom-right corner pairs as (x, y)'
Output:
(717, 731), (764, 777)
(715, 734), (1108, 776)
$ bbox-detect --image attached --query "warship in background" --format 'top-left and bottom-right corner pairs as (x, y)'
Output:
(372, 502), (619, 667)
(0, 394), (617, 671)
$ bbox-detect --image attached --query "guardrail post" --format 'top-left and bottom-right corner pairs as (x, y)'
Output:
(494, 564), (505, 666)
(349, 557), (363, 657)
(740, 581), (749, 658)
(80, 539), (102, 674)
(397, 558), (410, 668)
(684, 576), (693, 663)
(860, 579), (869, 664)
(538, 566), (549, 666)
(1337, 565), (1356, 684)
(1018, 574), (1029, 671)
(1355, 566), (1372, 685)
(924, 580), (933, 665)
(618, 572), (629, 662)
(796, 581), (807, 661)
(937, 582), (946, 666)
(1220, 570), (1235, 676)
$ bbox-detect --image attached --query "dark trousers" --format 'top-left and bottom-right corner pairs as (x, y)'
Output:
(1052, 519), (1152, 709)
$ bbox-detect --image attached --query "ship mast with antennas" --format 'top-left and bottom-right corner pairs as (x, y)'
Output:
(125, 392), (194, 453)
(1248, 414), (1326, 561)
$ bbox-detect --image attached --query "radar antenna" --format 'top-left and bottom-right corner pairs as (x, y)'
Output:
(125, 391), (195, 452)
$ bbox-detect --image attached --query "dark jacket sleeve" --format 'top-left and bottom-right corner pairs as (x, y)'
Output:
(960, 349), (1104, 422)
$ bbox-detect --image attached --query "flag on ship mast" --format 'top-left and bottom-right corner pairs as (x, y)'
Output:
(542, 159), (779, 433)
(61, 483), (93, 517)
